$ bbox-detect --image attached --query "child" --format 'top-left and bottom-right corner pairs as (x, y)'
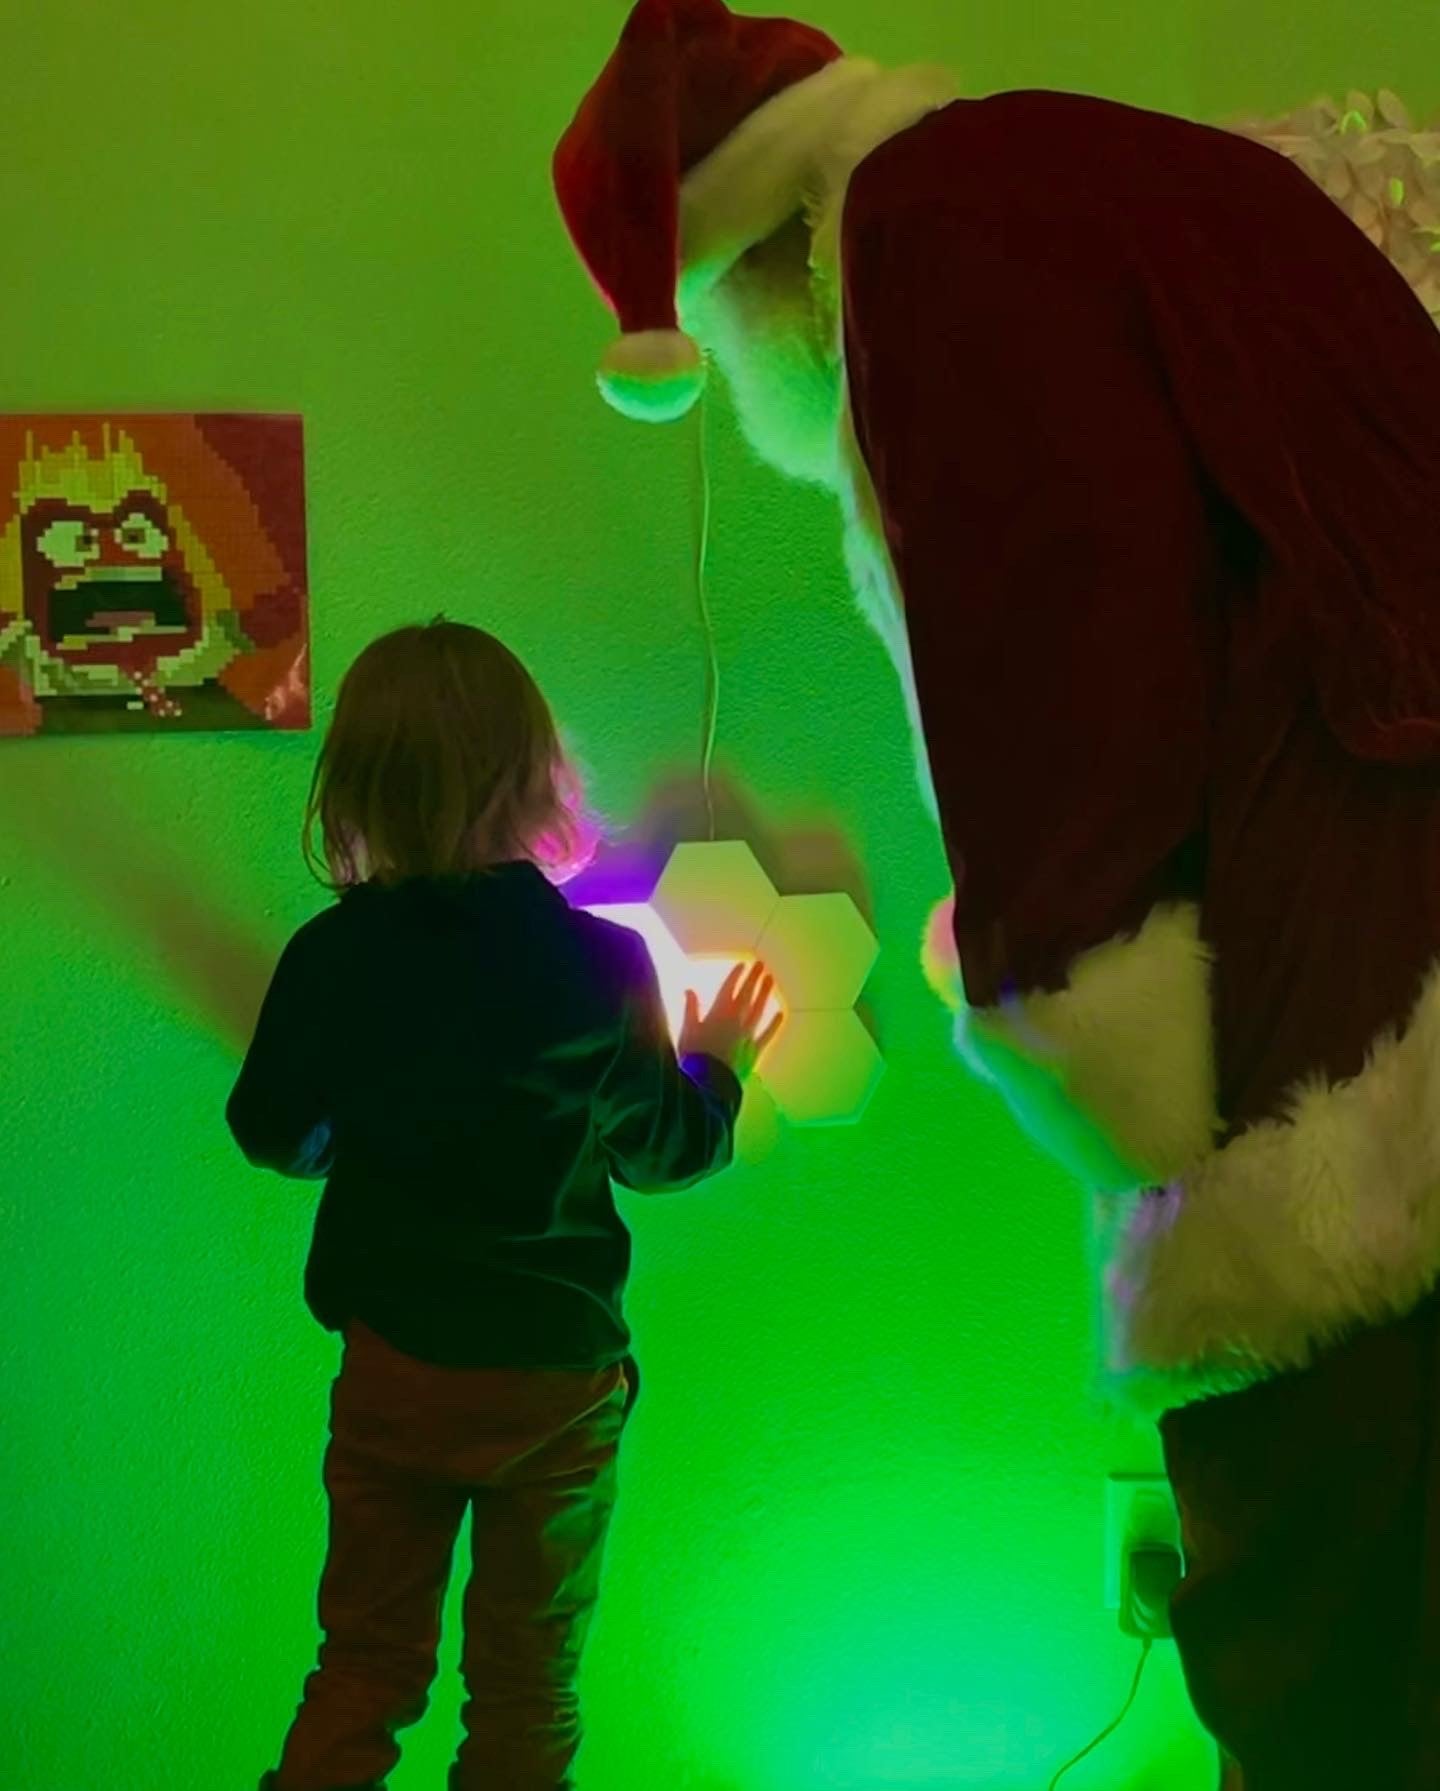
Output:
(230, 618), (782, 1791)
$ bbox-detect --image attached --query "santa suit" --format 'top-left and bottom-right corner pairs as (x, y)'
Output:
(557, 10), (1440, 1784)
(835, 88), (1440, 1786)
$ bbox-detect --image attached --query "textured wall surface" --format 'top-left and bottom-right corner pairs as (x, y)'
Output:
(3, 3), (1437, 1788)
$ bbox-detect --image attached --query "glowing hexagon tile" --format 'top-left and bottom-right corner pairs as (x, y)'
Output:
(585, 901), (783, 1042)
(759, 1009), (884, 1126)
(754, 893), (878, 1012)
(652, 840), (780, 955)
(582, 903), (694, 1040)
(584, 838), (883, 1130)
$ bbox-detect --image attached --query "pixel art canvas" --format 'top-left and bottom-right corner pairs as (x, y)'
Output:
(0, 414), (309, 737)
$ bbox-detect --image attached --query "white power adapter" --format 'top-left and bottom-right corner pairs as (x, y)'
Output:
(1121, 1542), (1184, 1639)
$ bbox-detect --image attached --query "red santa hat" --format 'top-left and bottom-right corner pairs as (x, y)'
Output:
(553, 0), (842, 421)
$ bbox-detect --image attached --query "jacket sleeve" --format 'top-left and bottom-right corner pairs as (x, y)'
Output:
(595, 933), (743, 1193)
(227, 930), (335, 1180)
(841, 169), (1219, 1006)
(839, 154), (1222, 1189)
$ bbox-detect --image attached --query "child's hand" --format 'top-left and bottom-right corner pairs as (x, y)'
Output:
(679, 961), (784, 1082)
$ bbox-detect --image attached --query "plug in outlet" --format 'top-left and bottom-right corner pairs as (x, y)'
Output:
(1105, 1472), (1182, 1637)
(1123, 1544), (1183, 1639)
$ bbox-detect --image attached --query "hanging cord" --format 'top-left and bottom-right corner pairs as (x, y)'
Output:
(694, 388), (719, 841)
(689, 338), (1152, 1791)
(1046, 1640), (1153, 1790)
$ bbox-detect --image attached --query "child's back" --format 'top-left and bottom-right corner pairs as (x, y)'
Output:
(229, 859), (740, 1369)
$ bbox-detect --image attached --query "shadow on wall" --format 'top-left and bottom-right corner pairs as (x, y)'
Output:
(589, 765), (876, 926)
(0, 747), (275, 1057)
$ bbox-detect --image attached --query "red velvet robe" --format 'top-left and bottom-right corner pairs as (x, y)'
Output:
(835, 91), (1440, 1779)
(839, 90), (1440, 1407)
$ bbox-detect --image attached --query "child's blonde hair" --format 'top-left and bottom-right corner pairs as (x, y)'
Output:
(304, 618), (597, 888)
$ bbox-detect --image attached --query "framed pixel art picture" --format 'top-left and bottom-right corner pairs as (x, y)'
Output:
(0, 414), (309, 737)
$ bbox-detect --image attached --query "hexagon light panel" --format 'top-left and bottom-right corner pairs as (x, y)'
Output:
(583, 840), (883, 1127)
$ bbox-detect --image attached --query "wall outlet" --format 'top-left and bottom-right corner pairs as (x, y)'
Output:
(1104, 1472), (1181, 1612)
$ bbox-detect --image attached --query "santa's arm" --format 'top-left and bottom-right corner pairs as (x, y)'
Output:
(840, 174), (1222, 1190)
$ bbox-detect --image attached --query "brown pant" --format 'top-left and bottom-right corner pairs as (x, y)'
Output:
(1162, 1288), (1440, 1791)
(270, 1320), (628, 1791)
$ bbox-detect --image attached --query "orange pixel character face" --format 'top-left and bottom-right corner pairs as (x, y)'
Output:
(0, 414), (310, 737)
(24, 490), (203, 675)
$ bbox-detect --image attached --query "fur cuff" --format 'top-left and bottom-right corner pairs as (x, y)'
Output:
(1103, 955), (1440, 1413)
(956, 903), (1220, 1195)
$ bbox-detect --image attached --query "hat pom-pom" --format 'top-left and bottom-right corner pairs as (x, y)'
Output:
(598, 330), (706, 422)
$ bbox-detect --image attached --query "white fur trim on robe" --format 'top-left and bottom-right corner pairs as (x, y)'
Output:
(1101, 955), (1440, 1414)
(956, 904), (1221, 1197)
(834, 403), (939, 817)
(951, 899), (1440, 1415)
(678, 59), (957, 314)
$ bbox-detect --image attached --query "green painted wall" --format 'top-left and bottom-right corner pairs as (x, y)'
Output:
(3, 4), (1436, 1788)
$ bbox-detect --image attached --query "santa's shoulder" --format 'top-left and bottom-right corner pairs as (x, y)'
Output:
(844, 89), (1288, 226)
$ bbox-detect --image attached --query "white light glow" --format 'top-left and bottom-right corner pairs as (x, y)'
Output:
(584, 902), (784, 1045)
